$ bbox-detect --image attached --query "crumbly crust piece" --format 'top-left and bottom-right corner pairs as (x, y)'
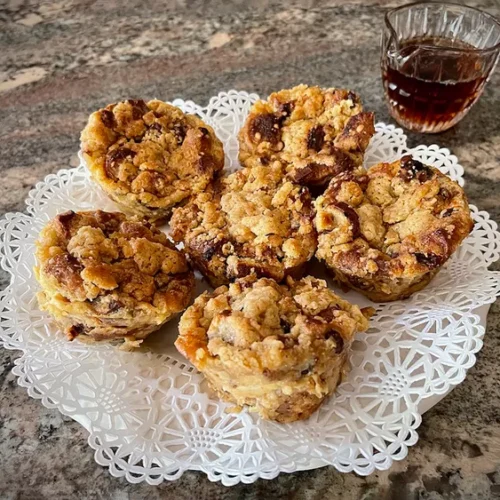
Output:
(170, 164), (317, 287)
(315, 156), (474, 301)
(81, 99), (224, 222)
(176, 275), (369, 422)
(238, 84), (375, 189)
(35, 210), (195, 343)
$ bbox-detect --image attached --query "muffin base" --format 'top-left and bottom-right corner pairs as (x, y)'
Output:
(193, 257), (309, 289)
(37, 287), (187, 344)
(104, 188), (173, 225)
(195, 350), (347, 423)
(327, 266), (440, 302)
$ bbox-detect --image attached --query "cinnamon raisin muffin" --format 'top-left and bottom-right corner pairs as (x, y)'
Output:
(315, 156), (474, 302)
(81, 99), (224, 223)
(176, 275), (370, 422)
(239, 84), (375, 189)
(35, 210), (195, 346)
(170, 164), (317, 288)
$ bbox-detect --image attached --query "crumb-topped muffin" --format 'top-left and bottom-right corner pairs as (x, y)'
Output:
(80, 99), (224, 223)
(170, 164), (317, 288)
(315, 156), (474, 302)
(35, 210), (195, 347)
(239, 84), (375, 189)
(176, 275), (370, 422)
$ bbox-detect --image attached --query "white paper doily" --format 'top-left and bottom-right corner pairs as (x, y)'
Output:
(1, 91), (500, 486)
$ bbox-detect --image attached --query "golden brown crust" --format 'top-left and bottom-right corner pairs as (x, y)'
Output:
(81, 99), (224, 222)
(35, 210), (195, 344)
(176, 274), (369, 422)
(315, 156), (475, 301)
(238, 85), (375, 189)
(170, 164), (317, 288)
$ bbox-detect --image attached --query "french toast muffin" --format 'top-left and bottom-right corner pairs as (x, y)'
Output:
(80, 99), (224, 223)
(170, 164), (317, 288)
(315, 156), (474, 302)
(35, 210), (195, 347)
(176, 275), (370, 422)
(238, 84), (375, 189)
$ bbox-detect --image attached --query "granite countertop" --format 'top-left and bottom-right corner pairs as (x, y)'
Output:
(1, 0), (500, 498)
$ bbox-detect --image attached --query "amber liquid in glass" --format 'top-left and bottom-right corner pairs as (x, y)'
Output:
(383, 37), (488, 132)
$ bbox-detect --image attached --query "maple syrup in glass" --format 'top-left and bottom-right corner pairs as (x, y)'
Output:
(381, 3), (500, 133)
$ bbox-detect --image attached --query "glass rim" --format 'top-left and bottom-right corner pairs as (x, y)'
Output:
(385, 1), (500, 54)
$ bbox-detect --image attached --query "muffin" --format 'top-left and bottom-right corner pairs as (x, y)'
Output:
(35, 210), (195, 346)
(315, 155), (474, 302)
(170, 164), (317, 288)
(80, 99), (224, 223)
(238, 84), (375, 189)
(176, 274), (370, 422)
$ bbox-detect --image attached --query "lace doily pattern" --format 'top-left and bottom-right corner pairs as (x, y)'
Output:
(1, 91), (499, 486)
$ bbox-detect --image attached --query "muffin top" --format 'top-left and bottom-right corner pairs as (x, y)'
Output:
(315, 156), (474, 289)
(80, 99), (224, 217)
(36, 210), (194, 314)
(176, 275), (369, 376)
(170, 164), (317, 287)
(238, 84), (375, 188)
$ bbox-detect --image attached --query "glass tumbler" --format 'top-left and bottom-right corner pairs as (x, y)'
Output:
(381, 2), (500, 133)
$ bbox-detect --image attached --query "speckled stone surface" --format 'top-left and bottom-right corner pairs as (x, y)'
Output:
(1, 0), (500, 498)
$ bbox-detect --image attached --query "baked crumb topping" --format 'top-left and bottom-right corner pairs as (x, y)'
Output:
(35, 210), (195, 341)
(170, 164), (317, 287)
(176, 274), (369, 421)
(315, 156), (474, 300)
(178, 275), (369, 370)
(81, 99), (224, 221)
(238, 84), (375, 189)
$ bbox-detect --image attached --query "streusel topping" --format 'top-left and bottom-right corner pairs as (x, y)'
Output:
(36, 210), (193, 311)
(170, 165), (317, 287)
(177, 274), (369, 377)
(238, 85), (375, 188)
(315, 156), (474, 299)
(81, 99), (224, 220)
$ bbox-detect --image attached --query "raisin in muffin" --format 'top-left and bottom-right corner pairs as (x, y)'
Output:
(81, 99), (224, 223)
(176, 275), (370, 422)
(35, 210), (195, 347)
(239, 84), (375, 190)
(315, 156), (474, 302)
(170, 164), (317, 288)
